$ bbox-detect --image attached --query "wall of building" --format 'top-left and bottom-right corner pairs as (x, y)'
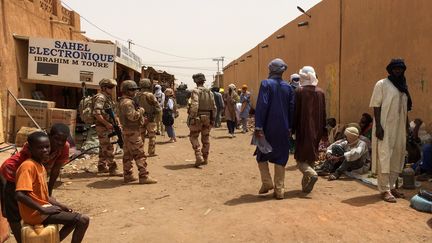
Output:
(224, 0), (341, 118)
(340, 0), (432, 124)
(0, 0), (86, 142)
(223, 0), (432, 125)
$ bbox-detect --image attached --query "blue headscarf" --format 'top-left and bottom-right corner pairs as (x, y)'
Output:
(268, 58), (287, 79)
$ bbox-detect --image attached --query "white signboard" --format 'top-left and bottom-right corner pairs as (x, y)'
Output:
(115, 41), (142, 73)
(28, 37), (116, 87)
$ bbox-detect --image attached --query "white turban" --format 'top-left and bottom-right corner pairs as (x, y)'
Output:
(344, 126), (360, 144)
(299, 66), (318, 86)
(154, 84), (162, 95)
(290, 73), (300, 81)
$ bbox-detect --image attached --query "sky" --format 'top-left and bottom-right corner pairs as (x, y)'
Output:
(63, 0), (321, 87)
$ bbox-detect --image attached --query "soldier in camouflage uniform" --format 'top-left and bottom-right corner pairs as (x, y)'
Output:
(135, 78), (161, 157)
(188, 73), (217, 167)
(118, 80), (158, 184)
(93, 78), (122, 176)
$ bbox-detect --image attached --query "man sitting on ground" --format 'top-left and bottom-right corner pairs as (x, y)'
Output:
(324, 127), (369, 180)
(417, 141), (432, 181)
(359, 113), (373, 141)
(0, 123), (70, 243)
(16, 131), (89, 243)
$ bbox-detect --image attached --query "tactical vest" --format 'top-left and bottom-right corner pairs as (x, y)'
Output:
(119, 97), (142, 129)
(135, 91), (157, 121)
(197, 87), (214, 113)
(93, 92), (115, 124)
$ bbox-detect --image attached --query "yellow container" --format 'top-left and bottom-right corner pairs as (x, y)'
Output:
(21, 224), (60, 243)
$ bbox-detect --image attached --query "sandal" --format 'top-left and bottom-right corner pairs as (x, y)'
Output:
(390, 189), (405, 199)
(381, 191), (397, 203)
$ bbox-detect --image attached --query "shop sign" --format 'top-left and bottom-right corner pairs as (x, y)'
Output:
(28, 37), (116, 85)
(115, 41), (142, 73)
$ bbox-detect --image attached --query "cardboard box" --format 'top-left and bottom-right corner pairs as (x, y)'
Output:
(15, 99), (56, 130)
(15, 126), (40, 147)
(15, 116), (44, 132)
(48, 108), (77, 138)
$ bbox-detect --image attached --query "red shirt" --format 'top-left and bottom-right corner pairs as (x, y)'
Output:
(0, 142), (69, 182)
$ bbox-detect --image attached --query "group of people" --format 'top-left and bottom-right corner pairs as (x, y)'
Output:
(94, 77), (180, 184)
(0, 77), (183, 242)
(210, 83), (252, 137)
(0, 56), (428, 242)
(0, 125), (89, 243)
(253, 57), (418, 203)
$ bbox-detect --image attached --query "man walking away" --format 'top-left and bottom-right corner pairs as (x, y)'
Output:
(240, 85), (251, 133)
(293, 66), (326, 194)
(255, 58), (295, 200)
(211, 87), (224, 128)
(187, 73), (217, 167)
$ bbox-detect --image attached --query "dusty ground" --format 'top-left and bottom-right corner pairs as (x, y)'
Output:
(4, 108), (432, 242)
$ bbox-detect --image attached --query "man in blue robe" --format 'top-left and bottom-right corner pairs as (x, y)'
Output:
(254, 58), (295, 199)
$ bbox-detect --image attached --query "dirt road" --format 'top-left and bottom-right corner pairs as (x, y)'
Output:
(7, 108), (432, 242)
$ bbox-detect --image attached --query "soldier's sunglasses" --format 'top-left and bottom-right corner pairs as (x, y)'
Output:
(128, 88), (139, 91)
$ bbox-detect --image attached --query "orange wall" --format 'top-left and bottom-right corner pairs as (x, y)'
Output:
(340, 0), (432, 124)
(223, 0), (432, 125)
(0, 0), (86, 141)
(224, 0), (341, 118)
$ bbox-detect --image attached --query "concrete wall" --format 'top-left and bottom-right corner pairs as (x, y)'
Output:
(223, 0), (432, 125)
(0, 0), (86, 141)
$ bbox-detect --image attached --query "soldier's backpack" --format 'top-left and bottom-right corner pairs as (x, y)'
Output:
(198, 88), (214, 111)
(79, 96), (95, 124)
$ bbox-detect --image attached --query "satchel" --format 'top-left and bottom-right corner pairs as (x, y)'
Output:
(162, 108), (174, 126)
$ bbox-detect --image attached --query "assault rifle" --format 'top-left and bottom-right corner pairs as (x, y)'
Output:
(105, 107), (124, 148)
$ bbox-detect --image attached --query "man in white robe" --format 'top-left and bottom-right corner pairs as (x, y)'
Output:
(369, 58), (412, 203)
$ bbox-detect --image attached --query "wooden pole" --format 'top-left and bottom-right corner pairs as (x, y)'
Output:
(7, 89), (42, 130)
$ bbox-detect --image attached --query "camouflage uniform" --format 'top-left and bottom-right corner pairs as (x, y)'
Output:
(188, 73), (217, 167)
(93, 80), (118, 173)
(119, 80), (157, 184)
(135, 79), (161, 156)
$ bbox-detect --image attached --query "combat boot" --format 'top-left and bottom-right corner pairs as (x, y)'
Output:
(274, 164), (286, 199)
(98, 166), (109, 173)
(194, 156), (205, 167)
(123, 175), (137, 183)
(257, 162), (274, 194)
(139, 176), (158, 184)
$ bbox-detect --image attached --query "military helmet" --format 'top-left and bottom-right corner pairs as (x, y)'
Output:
(120, 80), (139, 93)
(192, 73), (206, 83)
(139, 78), (152, 89)
(99, 78), (117, 88)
